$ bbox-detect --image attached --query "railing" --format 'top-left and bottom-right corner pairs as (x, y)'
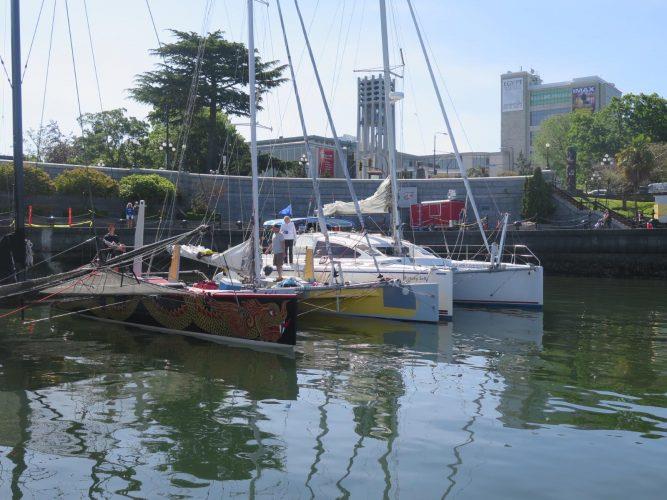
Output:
(551, 184), (633, 228)
(426, 243), (541, 267)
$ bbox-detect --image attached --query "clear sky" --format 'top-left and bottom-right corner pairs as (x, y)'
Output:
(0, 0), (665, 157)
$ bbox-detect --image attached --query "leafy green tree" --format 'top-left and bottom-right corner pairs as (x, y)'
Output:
(0, 163), (55, 195)
(119, 174), (176, 206)
(533, 113), (571, 177)
(73, 108), (152, 168)
(616, 135), (655, 194)
(26, 121), (81, 164)
(130, 30), (286, 173)
(647, 142), (667, 182)
(522, 167), (555, 223)
(513, 151), (533, 175)
(54, 167), (119, 197)
(147, 109), (250, 174)
(258, 154), (304, 177)
(600, 93), (667, 145)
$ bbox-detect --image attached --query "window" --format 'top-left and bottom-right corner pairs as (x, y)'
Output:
(530, 108), (570, 127)
(314, 242), (360, 258)
(530, 88), (571, 107)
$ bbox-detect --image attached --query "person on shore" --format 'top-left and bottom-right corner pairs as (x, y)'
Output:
(281, 215), (296, 264)
(125, 202), (134, 229)
(102, 223), (125, 261)
(265, 224), (285, 280)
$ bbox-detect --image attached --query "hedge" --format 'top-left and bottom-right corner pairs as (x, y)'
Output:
(54, 167), (119, 197)
(0, 163), (55, 195)
(119, 174), (176, 205)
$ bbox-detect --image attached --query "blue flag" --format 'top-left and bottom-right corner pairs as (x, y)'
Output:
(278, 204), (292, 216)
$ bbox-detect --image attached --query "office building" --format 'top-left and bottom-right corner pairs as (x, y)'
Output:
(500, 69), (622, 166)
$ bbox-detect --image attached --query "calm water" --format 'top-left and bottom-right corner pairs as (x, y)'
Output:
(0, 277), (665, 499)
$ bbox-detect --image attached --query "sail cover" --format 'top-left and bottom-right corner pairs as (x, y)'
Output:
(178, 240), (251, 277)
(322, 177), (391, 216)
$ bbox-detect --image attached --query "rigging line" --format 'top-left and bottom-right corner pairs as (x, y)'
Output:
(64, 0), (84, 132)
(83, 0), (103, 111)
(144, 0), (162, 48)
(21, 0), (47, 82)
(36, 0), (58, 160)
(0, 54), (11, 87)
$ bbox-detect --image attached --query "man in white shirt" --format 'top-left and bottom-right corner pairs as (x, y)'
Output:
(281, 215), (296, 264)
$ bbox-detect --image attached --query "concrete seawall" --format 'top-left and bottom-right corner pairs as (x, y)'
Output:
(9, 225), (666, 279)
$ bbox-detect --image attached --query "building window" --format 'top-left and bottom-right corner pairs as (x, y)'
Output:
(530, 107), (570, 127)
(530, 88), (571, 107)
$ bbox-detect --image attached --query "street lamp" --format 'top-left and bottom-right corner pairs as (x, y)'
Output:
(159, 141), (176, 169)
(590, 171), (602, 204)
(433, 132), (448, 176)
(545, 143), (551, 169)
(299, 154), (309, 177)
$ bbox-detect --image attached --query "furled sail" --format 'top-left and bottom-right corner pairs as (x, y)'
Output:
(178, 239), (251, 278)
(322, 177), (391, 216)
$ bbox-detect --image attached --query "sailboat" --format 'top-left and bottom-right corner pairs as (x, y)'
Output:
(0, 0), (299, 351)
(177, 0), (440, 324)
(283, 0), (544, 309)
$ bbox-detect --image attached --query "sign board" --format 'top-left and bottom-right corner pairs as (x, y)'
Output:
(502, 77), (524, 112)
(398, 187), (418, 208)
(318, 148), (335, 177)
(572, 86), (596, 111)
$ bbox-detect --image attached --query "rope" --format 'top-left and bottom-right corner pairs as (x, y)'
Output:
(144, 0), (163, 48)
(64, 0), (84, 132)
(83, 0), (103, 111)
(0, 54), (11, 87)
(36, 0), (57, 160)
(21, 0), (46, 82)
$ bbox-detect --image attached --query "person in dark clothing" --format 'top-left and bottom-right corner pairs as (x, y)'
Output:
(102, 223), (125, 261)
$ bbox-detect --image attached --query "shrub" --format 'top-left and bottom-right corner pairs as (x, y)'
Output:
(522, 167), (555, 223)
(0, 163), (55, 195)
(119, 174), (176, 205)
(54, 167), (119, 197)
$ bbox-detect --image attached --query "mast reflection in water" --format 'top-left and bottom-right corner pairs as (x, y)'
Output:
(1, 277), (665, 498)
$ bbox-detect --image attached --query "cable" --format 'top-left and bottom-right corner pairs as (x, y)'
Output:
(21, 0), (47, 82)
(36, 0), (58, 160)
(64, 0), (83, 132)
(83, 0), (103, 111)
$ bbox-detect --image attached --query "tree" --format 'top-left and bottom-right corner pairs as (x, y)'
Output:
(600, 93), (667, 145)
(533, 113), (571, 177)
(647, 142), (667, 182)
(0, 163), (55, 196)
(513, 151), (532, 175)
(522, 167), (555, 223)
(26, 121), (81, 164)
(616, 135), (655, 196)
(73, 109), (152, 168)
(259, 154), (304, 177)
(130, 30), (286, 173)
(54, 167), (119, 198)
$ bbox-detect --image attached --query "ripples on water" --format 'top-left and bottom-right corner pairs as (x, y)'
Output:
(0, 277), (665, 498)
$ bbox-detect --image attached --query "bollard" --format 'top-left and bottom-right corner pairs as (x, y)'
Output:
(27, 205), (32, 226)
(68, 207), (72, 227)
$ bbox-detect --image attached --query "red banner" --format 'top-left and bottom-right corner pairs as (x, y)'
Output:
(318, 148), (335, 177)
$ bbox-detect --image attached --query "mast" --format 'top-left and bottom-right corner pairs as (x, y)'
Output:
(275, 0), (337, 283)
(11, 0), (26, 262)
(406, 0), (490, 254)
(379, 0), (402, 253)
(293, 0), (381, 275)
(247, 0), (262, 285)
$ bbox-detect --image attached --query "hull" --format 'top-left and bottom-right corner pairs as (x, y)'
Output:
(265, 258), (453, 320)
(452, 263), (543, 308)
(53, 290), (299, 350)
(292, 281), (439, 323)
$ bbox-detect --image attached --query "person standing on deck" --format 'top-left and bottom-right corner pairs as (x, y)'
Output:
(265, 224), (285, 280)
(102, 223), (126, 262)
(281, 215), (296, 264)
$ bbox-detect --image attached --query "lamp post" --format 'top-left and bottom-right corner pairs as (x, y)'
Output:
(545, 142), (550, 169)
(433, 131), (447, 176)
(590, 171), (601, 205)
(299, 153), (308, 178)
(600, 153), (611, 206)
(159, 141), (176, 170)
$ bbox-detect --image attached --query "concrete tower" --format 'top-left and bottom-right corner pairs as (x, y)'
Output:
(356, 74), (395, 179)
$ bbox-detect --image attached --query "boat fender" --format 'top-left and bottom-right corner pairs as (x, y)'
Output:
(263, 265), (273, 276)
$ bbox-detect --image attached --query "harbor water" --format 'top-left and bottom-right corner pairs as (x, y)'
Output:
(0, 277), (665, 498)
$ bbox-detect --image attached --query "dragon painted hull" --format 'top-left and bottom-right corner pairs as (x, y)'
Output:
(53, 290), (298, 351)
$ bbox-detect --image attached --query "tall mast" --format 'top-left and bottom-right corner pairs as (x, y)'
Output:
(379, 0), (402, 252)
(406, 0), (490, 254)
(11, 0), (25, 240)
(247, 0), (262, 285)
(275, 0), (337, 283)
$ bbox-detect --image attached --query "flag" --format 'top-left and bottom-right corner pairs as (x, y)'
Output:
(278, 204), (292, 216)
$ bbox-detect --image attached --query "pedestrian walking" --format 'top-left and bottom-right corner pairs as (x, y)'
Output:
(281, 215), (296, 264)
(265, 224), (285, 280)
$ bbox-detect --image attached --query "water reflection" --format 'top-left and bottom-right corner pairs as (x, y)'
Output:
(0, 277), (665, 498)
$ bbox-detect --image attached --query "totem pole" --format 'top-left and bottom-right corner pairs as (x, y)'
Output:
(566, 147), (577, 193)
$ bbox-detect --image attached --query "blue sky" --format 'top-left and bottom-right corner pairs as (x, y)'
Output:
(0, 0), (665, 157)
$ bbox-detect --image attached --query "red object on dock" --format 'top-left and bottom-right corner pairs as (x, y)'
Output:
(68, 207), (72, 227)
(410, 199), (466, 229)
(27, 205), (32, 226)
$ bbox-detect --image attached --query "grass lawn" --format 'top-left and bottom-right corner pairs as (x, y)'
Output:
(575, 196), (655, 219)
